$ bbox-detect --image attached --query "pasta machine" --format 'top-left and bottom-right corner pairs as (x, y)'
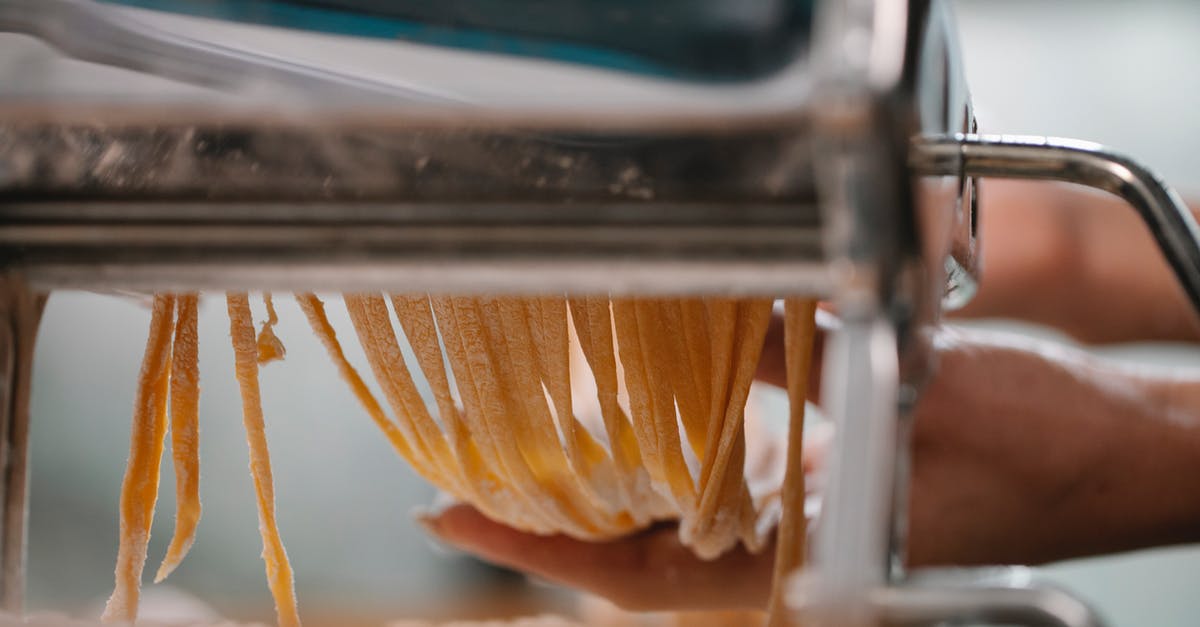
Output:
(2, 0), (1199, 624)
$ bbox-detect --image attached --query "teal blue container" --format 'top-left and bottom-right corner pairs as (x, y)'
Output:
(100, 0), (818, 81)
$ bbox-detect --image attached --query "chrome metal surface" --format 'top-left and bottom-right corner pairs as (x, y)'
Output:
(0, 113), (823, 293)
(0, 0), (459, 105)
(912, 133), (1200, 315)
(0, 1), (1139, 625)
(792, 567), (1110, 627)
(9, 260), (834, 295)
(876, 567), (1108, 627)
(876, 585), (1106, 627)
(805, 312), (900, 626)
(801, 0), (935, 623)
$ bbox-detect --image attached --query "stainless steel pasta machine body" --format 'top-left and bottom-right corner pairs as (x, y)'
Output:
(2, 0), (1200, 625)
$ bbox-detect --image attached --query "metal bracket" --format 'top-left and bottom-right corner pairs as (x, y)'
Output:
(911, 133), (1200, 316)
(789, 566), (1109, 627)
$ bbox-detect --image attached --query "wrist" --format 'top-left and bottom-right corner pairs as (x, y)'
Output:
(1067, 375), (1200, 556)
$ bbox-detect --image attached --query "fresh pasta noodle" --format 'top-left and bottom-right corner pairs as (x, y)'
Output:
(534, 298), (622, 516)
(610, 299), (670, 498)
(767, 299), (819, 627)
(155, 293), (201, 583)
(569, 297), (666, 523)
(345, 294), (461, 493)
(491, 298), (621, 532)
(109, 292), (818, 626)
(257, 293), (287, 364)
(685, 299), (773, 558)
(389, 295), (527, 525)
(297, 293), (423, 472)
(102, 294), (175, 623)
(226, 293), (299, 627)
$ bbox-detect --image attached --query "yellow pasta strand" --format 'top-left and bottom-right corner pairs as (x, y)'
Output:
(107, 291), (822, 623)
(226, 293), (300, 627)
(428, 296), (541, 530)
(296, 294), (426, 473)
(535, 298), (626, 519)
(687, 299), (773, 558)
(635, 300), (697, 512)
(389, 295), (471, 453)
(433, 297), (564, 534)
(766, 299), (818, 627)
(155, 293), (202, 583)
(611, 299), (669, 497)
(679, 299), (714, 440)
(534, 299), (576, 443)
(569, 298), (643, 478)
(493, 298), (624, 533)
(659, 300), (706, 459)
(102, 294), (175, 624)
(389, 294), (525, 523)
(471, 297), (597, 535)
(257, 293), (286, 365)
(569, 298), (667, 524)
(698, 298), (738, 492)
(344, 294), (462, 494)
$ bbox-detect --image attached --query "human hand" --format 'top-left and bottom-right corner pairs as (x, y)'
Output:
(419, 321), (1200, 611)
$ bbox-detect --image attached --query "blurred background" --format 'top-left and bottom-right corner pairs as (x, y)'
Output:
(2, 0), (1199, 624)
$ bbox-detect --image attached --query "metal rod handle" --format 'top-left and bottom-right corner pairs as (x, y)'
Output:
(911, 133), (1200, 316)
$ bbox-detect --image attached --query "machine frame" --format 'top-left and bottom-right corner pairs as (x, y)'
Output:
(1, 1), (1199, 625)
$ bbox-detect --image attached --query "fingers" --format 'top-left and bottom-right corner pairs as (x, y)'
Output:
(420, 504), (775, 612)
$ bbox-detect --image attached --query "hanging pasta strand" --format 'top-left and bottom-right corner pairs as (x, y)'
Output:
(296, 294), (425, 475)
(728, 300), (777, 554)
(766, 299), (819, 627)
(436, 297), (573, 534)
(102, 294), (176, 623)
(536, 298), (626, 517)
(635, 300), (698, 515)
(611, 299), (672, 501)
(107, 290), (823, 624)
(474, 297), (603, 535)
(426, 296), (543, 532)
(257, 293), (286, 364)
(155, 293), (202, 583)
(567, 299), (626, 459)
(226, 293), (299, 627)
(344, 294), (463, 494)
(491, 298), (621, 534)
(658, 300), (707, 459)
(389, 295), (471, 452)
(686, 299), (773, 558)
(534, 299), (584, 447)
(570, 297), (668, 524)
(698, 298), (738, 487)
(389, 294), (525, 525)
(682, 297), (736, 553)
(679, 299), (714, 427)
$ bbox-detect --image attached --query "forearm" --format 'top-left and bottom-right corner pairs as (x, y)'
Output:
(905, 331), (1200, 568)
(956, 181), (1200, 344)
(1030, 368), (1200, 562)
